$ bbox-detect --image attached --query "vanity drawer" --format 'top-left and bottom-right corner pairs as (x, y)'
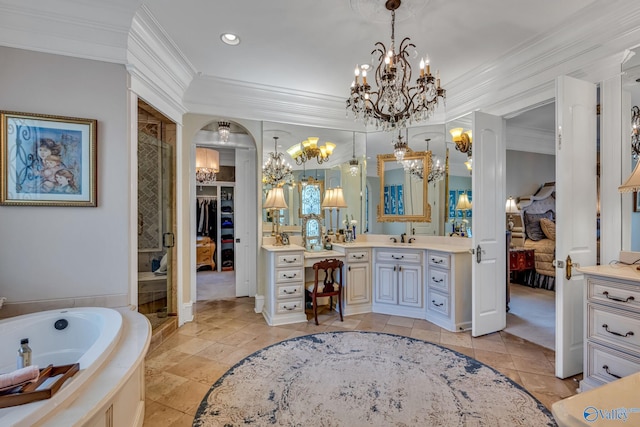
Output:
(347, 250), (369, 263)
(276, 253), (303, 267)
(376, 250), (422, 263)
(276, 300), (303, 314)
(276, 268), (303, 283)
(276, 283), (303, 299)
(428, 268), (449, 293)
(588, 303), (640, 353)
(588, 277), (640, 312)
(586, 341), (640, 385)
(428, 290), (450, 317)
(428, 252), (450, 269)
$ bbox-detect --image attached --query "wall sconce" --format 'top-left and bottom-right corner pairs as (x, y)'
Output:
(287, 137), (335, 165)
(450, 127), (472, 154)
(195, 147), (219, 184)
(218, 121), (231, 143)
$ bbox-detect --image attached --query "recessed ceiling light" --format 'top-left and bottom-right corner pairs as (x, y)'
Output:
(221, 33), (240, 46)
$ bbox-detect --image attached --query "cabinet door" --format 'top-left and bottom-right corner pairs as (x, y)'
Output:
(375, 263), (397, 304)
(399, 264), (423, 308)
(347, 262), (370, 305)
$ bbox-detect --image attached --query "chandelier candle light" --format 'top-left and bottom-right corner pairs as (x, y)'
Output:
(347, 0), (446, 131)
(263, 136), (293, 186)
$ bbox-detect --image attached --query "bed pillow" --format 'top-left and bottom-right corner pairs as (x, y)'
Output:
(524, 210), (554, 241)
(539, 218), (556, 241)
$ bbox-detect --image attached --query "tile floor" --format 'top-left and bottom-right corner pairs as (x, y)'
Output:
(143, 297), (581, 426)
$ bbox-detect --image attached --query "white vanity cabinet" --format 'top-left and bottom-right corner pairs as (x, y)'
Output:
(580, 267), (640, 391)
(425, 250), (472, 332)
(343, 248), (372, 315)
(262, 246), (306, 326)
(373, 249), (424, 319)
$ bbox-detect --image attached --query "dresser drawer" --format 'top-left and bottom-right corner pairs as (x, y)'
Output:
(276, 253), (303, 267)
(376, 250), (422, 263)
(276, 300), (303, 314)
(347, 250), (369, 263)
(428, 268), (449, 293)
(428, 252), (450, 269)
(276, 268), (303, 283)
(428, 290), (450, 317)
(588, 277), (640, 312)
(588, 303), (640, 353)
(586, 341), (640, 385)
(276, 283), (303, 299)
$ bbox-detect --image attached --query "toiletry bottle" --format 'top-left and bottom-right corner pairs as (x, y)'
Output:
(17, 338), (32, 369)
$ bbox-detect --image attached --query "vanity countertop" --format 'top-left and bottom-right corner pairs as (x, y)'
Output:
(262, 244), (305, 252)
(552, 371), (640, 426)
(332, 241), (472, 254)
(577, 264), (640, 283)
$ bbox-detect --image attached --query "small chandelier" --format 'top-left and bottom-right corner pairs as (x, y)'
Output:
(393, 130), (408, 162)
(425, 138), (445, 183)
(632, 106), (640, 160)
(263, 136), (293, 186)
(348, 133), (359, 176)
(195, 147), (219, 184)
(218, 121), (231, 142)
(287, 137), (336, 165)
(450, 128), (472, 154)
(346, 0), (445, 131)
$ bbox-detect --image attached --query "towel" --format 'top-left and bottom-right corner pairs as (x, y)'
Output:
(0, 365), (39, 390)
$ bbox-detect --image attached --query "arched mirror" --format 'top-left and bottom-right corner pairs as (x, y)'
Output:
(299, 176), (324, 218)
(302, 215), (322, 250)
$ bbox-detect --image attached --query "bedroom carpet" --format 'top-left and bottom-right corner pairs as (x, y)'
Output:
(505, 283), (555, 350)
(193, 331), (556, 426)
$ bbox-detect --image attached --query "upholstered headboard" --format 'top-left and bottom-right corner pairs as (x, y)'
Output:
(510, 182), (555, 247)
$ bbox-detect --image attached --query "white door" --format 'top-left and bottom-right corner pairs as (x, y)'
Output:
(472, 111), (507, 337)
(235, 148), (257, 297)
(555, 75), (597, 378)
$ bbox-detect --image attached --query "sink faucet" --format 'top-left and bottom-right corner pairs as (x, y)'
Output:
(389, 236), (397, 243)
(408, 237), (415, 243)
(401, 233), (406, 243)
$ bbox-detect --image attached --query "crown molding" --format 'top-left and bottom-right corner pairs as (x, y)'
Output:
(506, 126), (555, 155)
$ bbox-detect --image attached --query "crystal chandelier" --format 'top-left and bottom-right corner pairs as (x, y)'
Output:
(195, 147), (219, 184)
(632, 106), (640, 160)
(287, 137), (336, 165)
(393, 130), (408, 162)
(218, 121), (231, 142)
(348, 133), (359, 176)
(346, 0), (446, 131)
(263, 136), (293, 186)
(425, 138), (445, 183)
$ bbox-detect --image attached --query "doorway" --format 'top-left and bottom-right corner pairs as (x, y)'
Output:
(137, 99), (177, 332)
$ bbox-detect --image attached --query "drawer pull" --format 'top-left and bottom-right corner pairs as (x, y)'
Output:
(431, 277), (444, 283)
(283, 304), (298, 311)
(602, 365), (622, 379)
(283, 273), (297, 279)
(431, 258), (443, 264)
(283, 258), (297, 263)
(602, 291), (635, 303)
(431, 300), (444, 307)
(602, 324), (635, 338)
(353, 254), (365, 259)
(283, 289), (297, 294)
(392, 255), (404, 260)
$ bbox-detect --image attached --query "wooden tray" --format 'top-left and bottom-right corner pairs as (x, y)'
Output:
(0, 363), (80, 408)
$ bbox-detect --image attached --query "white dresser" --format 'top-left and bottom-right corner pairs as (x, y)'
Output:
(262, 246), (306, 326)
(579, 265), (640, 391)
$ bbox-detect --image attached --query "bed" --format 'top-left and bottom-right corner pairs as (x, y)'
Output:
(510, 182), (556, 290)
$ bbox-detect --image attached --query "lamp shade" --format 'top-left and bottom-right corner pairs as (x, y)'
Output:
(263, 187), (288, 210)
(195, 147), (219, 172)
(505, 197), (519, 214)
(619, 161), (640, 192)
(456, 193), (472, 210)
(332, 187), (348, 208)
(321, 188), (335, 209)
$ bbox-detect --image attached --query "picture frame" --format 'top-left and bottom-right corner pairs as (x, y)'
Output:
(635, 192), (640, 212)
(1, 111), (97, 207)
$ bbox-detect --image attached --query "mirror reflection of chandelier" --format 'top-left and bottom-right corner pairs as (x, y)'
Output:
(348, 133), (359, 176)
(346, 0), (446, 131)
(393, 130), (408, 162)
(632, 106), (640, 160)
(263, 136), (293, 186)
(287, 137), (336, 165)
(195, 147), (219, 184)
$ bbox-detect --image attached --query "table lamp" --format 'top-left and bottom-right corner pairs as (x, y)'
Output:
(505, 196), (519, 231)
(263, 186), (288, 245)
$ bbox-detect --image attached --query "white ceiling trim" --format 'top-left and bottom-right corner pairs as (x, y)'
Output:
(506, 127), (555, 155)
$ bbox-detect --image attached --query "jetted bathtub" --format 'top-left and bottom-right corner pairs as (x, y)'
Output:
(0, 307), (150, 427)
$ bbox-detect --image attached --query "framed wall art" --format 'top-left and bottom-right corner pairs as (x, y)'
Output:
(0, 111), (97, 207)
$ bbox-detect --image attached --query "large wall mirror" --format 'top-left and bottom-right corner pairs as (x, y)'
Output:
(622, 47), (640, 251)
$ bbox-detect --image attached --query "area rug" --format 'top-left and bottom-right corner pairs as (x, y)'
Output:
(193, 331), (556, 426)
